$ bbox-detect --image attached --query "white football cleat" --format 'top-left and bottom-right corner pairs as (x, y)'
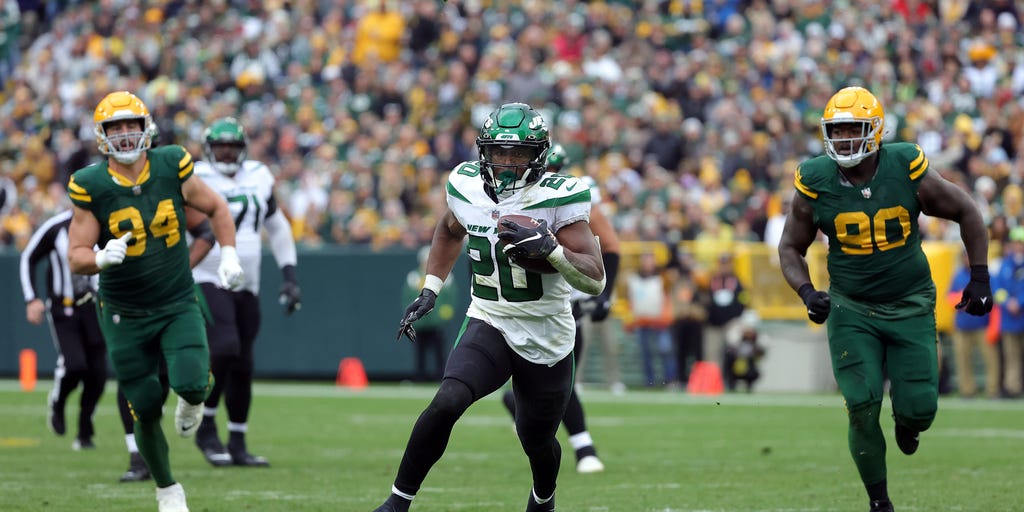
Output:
(156, 482), (189, 512)
(576, 455), (605, 474)
(175, 396), (203, 438)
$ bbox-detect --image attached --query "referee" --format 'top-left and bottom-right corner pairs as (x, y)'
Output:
(20, 209), (106, 449)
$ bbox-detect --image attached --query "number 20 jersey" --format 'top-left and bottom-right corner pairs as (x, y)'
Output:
(446, 162), (592, 364)
(191, 159), (277, 294)
(795, 142), (933, 307)
(67, 145), (195, 311)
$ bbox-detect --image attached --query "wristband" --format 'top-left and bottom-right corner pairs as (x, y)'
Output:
(797, 283), (816, 302)
(423, 274), (444, 295)
(969, 265), (989, 282)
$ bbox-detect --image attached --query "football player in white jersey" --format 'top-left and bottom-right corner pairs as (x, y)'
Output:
(186, 117), (301, 467)
(373, 103), (605, 512)
(499, 143), (621, 475)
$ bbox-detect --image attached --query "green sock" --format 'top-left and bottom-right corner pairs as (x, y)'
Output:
(135, 417), (173, 487)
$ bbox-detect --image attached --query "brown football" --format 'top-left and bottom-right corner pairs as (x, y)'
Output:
(496, 214), (559, 274)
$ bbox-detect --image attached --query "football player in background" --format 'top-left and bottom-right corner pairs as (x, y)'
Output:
(186, 117), (301, 467)
(778, 86), (992, 512)
(500, 143), (621, 474)
(373, 103), (605, 512)
(67, 91), (243, 512)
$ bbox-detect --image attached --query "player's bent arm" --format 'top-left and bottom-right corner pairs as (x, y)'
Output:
(67, 205), (102, 275)
(264, 209), (298, 268)
(917, 171), (989, 266)
(777, 192), (819, 292)
(423, 209), (468, 285)
(549, 220), (605, 295)
(181, 175), (236, 249)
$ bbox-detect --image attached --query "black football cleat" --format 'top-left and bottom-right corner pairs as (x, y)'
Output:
(47, 398), (66, 436)
(894, 422), (919, 455)
(119, 452), (152, 483)
(72, 437), (95, 450)
(228, 438), (269, 467)
(525, 490), (555, 512)
(869, 499), (895, 511)
(195, 433), (232, 467)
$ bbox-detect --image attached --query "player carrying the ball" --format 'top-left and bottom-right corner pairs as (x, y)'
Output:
(373, 103), (605, 512)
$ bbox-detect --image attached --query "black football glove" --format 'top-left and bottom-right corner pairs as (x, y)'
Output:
(798, 283), (831, 324)
(278, 265), (301, 315)
(582, 295), (613, 322)
(956, 265), (993, 316)
(497, 219), (558, 262)
(397, 289), (437, 342)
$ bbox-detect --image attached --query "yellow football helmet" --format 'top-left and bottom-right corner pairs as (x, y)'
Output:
(820, 86), (884, 168)
(93, 91), (156, 165)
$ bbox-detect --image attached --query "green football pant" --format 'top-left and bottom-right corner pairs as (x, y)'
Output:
(827, 302), (938, 485)
(99, 299), (211, 420)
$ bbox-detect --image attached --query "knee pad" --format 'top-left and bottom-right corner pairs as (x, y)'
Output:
(893, 381), (937, 432)
(847, 400), (883, 433)
(425, 379), (473, 423)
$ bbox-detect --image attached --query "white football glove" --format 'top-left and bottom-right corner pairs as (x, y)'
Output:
(218, 245), (244, 290)
(95, 232), (132, 270)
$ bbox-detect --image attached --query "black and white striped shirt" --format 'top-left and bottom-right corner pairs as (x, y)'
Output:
(19, 209), (96, 314)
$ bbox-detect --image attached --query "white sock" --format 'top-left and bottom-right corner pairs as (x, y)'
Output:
(125, 433), (138, 453)
(568, 431), (593, 451)
(227, 422), (248, 433)
(532, 489), (553, 504)
(391, 485), (415, 501)
(203, 406), (218, 417)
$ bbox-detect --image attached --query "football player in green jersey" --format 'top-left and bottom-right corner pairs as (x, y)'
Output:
(66, 91), (243, 512)
(778, 87), (992, 512)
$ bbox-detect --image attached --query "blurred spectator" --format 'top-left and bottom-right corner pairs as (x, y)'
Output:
(947, 250), (1001, 399)
(669, 250), (707, 387)
(625, 251), (676, 388)
(994, 227), (1024, 398)
(401, 246), (457, 382)
(705, 252), (748, 370)
(724, 311), (766, 393)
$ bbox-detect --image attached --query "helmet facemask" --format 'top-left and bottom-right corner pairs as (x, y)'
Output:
(475, 103), (550, 199)
(203, 118), (247, 176)
(822, 118), (883, 168)
(96, 117), (153, 165)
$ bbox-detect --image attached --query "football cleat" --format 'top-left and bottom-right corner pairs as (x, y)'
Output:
(47, 396), (66, 436)
(525, 489), (555, 512)
(71, 437), (95, 451)
(120, 452), (152, 483)
(227, 437), (269, 467)
(869, 499), (895, 512)
(156, 482), (189, 512)
(174, 396), (203, 438)
(894, 422), (920, 455)
(576, 454), (605, 474)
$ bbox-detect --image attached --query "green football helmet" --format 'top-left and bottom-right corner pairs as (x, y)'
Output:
(476, 103), (550, 196)
(546, 143), (570, 171)
(203, 117), (247, 175)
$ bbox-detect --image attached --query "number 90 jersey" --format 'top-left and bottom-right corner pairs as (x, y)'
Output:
(68, 145), (195, 311)
(447, 162), (592, 364)
(795, 142), (934, 306)
(191, 159), (277, 294)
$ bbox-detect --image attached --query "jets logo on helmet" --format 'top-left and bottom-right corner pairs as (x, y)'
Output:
(93, 91), (156, 165)
(203, 117), (247, 176)
(476, 103), (550, 198)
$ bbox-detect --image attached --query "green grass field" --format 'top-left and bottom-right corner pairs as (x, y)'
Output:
(1, 380), (1022, 512)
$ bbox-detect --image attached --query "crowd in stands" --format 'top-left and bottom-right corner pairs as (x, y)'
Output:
(1, 0), (1023, 256)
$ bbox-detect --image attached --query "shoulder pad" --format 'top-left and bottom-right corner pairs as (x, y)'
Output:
(151, 145), (195, 180)
(793, 156), (832, 200)
(521, 174), (591, 210)
(885, 142), (929, 181)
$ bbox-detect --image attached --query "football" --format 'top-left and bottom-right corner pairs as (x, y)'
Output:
(496, 214), (559, 274)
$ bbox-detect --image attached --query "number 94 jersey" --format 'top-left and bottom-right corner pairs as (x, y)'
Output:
(191, 159), (277, 294)
(67, 145), (195, 311)
(447, 162), (592, 364)
(795, 142), (933, 306)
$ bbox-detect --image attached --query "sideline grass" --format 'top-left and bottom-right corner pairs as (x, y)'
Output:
(0, 380), (1021, 511)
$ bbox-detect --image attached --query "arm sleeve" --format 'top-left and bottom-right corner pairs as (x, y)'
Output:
(187, 218), (215, 245)
(264, 208), (297, 268)
(19, 219), (59, 302)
